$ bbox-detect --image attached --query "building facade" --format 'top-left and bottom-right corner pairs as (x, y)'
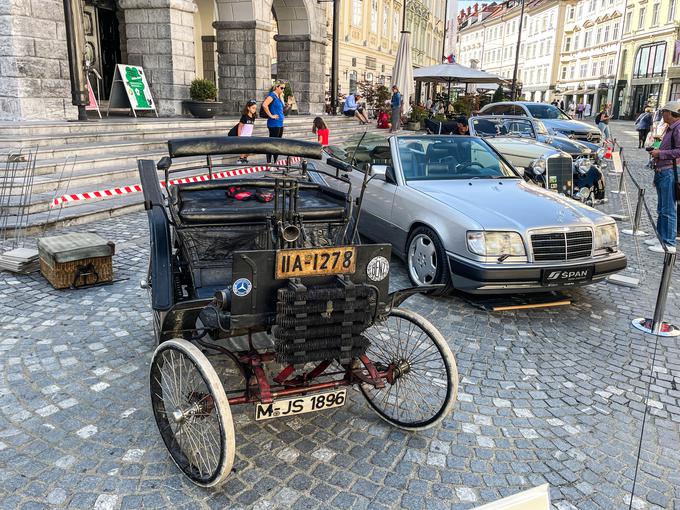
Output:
(328, 0), (445, 97)
(618, 0), (680, 119)
(1, 0), (328, 120)
(556, 0), (625, 116)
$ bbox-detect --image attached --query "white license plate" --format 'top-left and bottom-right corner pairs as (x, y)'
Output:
(255, 389), (346, 421)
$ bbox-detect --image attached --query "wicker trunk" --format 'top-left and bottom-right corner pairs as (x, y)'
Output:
(40, 255), (113, 289)
(38, 233), (115, 289)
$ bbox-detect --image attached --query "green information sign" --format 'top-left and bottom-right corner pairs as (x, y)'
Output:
(107, 64), (158, 118)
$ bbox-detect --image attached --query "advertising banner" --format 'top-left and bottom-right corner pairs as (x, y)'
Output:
(107, 64), (158, 118)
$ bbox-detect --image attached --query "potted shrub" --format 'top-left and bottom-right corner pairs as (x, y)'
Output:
(185, 79), (222, 118)
(283, 82), (298, 115)
(406, 105), (428, 130)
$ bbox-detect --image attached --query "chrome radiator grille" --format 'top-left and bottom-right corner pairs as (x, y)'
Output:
(531, 230), (593, 261)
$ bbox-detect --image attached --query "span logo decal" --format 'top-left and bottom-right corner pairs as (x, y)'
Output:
(546, 270), (589, 281)
(232, 278), (252, 297)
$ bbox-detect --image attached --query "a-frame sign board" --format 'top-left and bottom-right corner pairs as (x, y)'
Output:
(107, 64), (158, 118)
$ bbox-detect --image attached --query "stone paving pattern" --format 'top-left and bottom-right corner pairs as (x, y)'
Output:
(0, 122), (679, 509)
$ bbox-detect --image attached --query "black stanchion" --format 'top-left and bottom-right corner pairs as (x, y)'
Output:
(621, 188), (647, 236)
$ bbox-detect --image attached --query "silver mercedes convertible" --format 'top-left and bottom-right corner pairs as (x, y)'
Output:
(315, 134), (626, 294)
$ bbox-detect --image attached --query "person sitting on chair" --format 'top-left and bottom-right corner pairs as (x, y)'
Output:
(343, 93), (369, 124)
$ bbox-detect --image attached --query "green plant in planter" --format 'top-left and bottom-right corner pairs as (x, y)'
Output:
(283, 83), (293, 104)
(190, 79), (217, 101)
(408, 105), (429, 123)
(375, 85), (391, 108)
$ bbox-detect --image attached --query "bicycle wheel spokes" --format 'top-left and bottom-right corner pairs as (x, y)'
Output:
(360, 308), (458, 430)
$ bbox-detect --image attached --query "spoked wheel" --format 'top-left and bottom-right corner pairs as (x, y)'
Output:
(150, 339), (235, 487)
(360, 308), (458, 430)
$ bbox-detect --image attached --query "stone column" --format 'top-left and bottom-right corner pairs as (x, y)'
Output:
(119, 0), (197, 116)
(275, 34), (326, 115)
(0, 0), (73, 120)
(214, 20), (272, 115)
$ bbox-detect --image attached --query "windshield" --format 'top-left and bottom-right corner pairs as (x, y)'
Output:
(470, 117), (536, 138)
(324, 132), (390, 171)
(525, 104), (571, 120)
(397, 136), (518, 181)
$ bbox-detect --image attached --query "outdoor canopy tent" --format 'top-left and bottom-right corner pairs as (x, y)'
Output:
(413, 62), (506, 106)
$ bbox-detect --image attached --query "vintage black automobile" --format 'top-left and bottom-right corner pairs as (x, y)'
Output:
(139, 136), (458, 487)
(467, 116), (606, 204)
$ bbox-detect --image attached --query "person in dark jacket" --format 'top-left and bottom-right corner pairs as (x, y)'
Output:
(635, 107), (653, 148)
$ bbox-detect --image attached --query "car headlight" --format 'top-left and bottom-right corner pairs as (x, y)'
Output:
(575, 157), (591, 175)
(467, 231), (526, 257)
(594, 223), (619, 251)
(531, 156), (547, 175)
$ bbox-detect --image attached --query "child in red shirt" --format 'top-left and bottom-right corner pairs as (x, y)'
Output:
(313, 117), (329, 146)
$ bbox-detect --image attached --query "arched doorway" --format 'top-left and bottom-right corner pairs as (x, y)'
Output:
(214, 0), (326, 114)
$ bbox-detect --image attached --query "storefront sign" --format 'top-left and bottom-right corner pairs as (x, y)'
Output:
(107, 64), (158, 118)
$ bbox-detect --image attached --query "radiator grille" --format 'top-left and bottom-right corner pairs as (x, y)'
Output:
(531, 230), (593, 261)
(546, 156), (573, 195)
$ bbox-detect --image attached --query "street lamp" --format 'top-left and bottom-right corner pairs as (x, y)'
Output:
(62, 0), (88, 121)
(319, 0), (340, 114)
(510, 0), (526, 101)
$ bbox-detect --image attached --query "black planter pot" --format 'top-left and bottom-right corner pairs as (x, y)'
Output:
(184, 100), (222, 119)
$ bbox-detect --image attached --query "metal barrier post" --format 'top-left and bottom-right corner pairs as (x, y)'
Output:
(610, 167), (627, 195)
(622, 188), (647, 236)
(632, 250), (680, 337)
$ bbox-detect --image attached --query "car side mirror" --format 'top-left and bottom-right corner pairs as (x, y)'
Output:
(327, 157), (352, 172)
(370, 164), (390, 181)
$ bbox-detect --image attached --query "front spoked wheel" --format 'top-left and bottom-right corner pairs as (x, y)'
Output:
(360, 308), (458, 430)
(150, 339), (235, 487)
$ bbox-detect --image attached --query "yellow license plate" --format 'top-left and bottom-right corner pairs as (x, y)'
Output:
(255, 390), (346, 421)
(275, 246), (356, 279)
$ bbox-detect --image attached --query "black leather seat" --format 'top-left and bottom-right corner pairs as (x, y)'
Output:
(425, 145), (456, 177)
(169, 181), (345, 225)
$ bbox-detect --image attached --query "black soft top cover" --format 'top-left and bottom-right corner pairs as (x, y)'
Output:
(168, 136), (323, 160)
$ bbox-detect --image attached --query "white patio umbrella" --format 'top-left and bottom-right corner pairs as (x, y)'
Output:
(392, 31), (414, 114)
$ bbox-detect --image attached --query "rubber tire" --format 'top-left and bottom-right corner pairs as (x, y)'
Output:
(359, 308), (458, 430)
(150, 339), (235, 488)
(406, 226), (452, 295)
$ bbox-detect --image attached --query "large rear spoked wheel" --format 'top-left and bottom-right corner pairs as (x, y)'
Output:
(360, 308), (458, 430)
(150, 339), (235, 487)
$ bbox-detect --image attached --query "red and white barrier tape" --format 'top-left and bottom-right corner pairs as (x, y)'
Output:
(50, 156), (302, 208)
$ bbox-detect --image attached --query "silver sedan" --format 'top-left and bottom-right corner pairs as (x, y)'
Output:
(314, 134), (626, 294)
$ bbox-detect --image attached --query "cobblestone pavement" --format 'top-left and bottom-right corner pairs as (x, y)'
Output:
(1, 121), (679, 510)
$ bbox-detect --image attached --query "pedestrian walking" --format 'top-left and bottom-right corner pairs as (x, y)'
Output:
(568, 101), (576, 117)
(312, 116), (329, 146)
(262, 81), (288, 163)
(584, 102), (592, 117)
(576, 102), (585, 119)
(227, 99), (257, 163)
(390, 85), (403, 133)
(595, 105), (611, 142)
(647, 101), (680, 253)
(635, 107), (653, 148)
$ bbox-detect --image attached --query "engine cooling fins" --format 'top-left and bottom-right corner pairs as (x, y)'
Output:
(273, 281), (373, 365)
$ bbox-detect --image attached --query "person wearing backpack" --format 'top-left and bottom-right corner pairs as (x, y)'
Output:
(634, 107), (653, 149)
(261, 82), (287, 163)
(228, 99), (257, 163)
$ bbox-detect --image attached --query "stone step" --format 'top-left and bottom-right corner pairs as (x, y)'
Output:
(0, 121), (369, 164)
(3, 124), (372, 192)
(2, 125), (387, 234)
(0, 114), (362, 141)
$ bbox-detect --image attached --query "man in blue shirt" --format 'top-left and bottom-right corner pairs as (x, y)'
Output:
(343, 93), (369, 124)
(389, 85), (402, 133)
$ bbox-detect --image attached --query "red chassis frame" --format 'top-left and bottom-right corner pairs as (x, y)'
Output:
(196, 337), (394, 406)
